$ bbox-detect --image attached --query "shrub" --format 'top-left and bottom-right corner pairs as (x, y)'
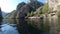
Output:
(27, 11), (34, 17)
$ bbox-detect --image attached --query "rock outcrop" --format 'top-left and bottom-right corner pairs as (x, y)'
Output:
(0, 8), (3, 19)
(5, 0), (43, 19)
(15, 0), (43, 18)
(46, 0), (60, 11)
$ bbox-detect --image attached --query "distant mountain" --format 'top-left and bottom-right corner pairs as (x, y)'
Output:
(2, 11), (7, 17)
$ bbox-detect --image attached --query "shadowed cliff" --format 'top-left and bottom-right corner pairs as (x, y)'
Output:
(5, 0), (43, 19)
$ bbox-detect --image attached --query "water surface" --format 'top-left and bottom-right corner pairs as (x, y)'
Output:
(0, 17), (59, 34)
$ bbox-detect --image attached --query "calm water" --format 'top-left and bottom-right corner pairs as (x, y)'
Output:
(0, 17), (59, 34)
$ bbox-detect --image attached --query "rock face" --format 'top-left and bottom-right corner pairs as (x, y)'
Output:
(16, 2), (26, 10)
(14, 2), (26, 18)
(5, 0), (43, 19)
(28, 1), (43, 11)
(15, 1), (43, 18)
(46, 0), (60, 11)
(17, 5), (31, 18)
(0, 8), (3, 19)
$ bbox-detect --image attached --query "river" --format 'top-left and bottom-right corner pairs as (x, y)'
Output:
(0, 17), (59, 34)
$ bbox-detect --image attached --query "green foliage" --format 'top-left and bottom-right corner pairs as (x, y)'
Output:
(4, 10), (16, 19)
(42, 3), (49, 13)
(57, 11), (60, 17)
(36, 11), (40, 16)
(37, 3), (52, 14)
(27, 11), (34, 17)
(35, 3), (51, 17)
(57, 5), (60, 11)
(36, 6), (43, 16)
(30, 11), (34, 16)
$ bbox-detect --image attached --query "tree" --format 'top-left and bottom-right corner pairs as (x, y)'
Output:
(42, 3), (49, 14)
(27, 11), (34, 17)
(36, 6), (43, 16)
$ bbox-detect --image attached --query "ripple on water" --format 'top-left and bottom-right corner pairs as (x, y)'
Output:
(0, 24), (19, 34)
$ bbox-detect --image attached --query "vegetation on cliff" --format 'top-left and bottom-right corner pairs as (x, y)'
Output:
(4, 0), (60, 33)
(4, 0), (60, 18)
(5, 1), (43, 18)
(27, 3), (52, 17)
(5, 10), (16, 18)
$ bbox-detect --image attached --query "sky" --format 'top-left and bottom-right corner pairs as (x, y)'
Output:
(0, 0), (45, 13)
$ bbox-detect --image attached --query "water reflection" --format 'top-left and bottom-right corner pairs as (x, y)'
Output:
(4, 18), (49, 34)
(0, 19), (19, 34)
(0, 19), (3, 31)
(3, 16), (59, 34)
(18, 18), (41, 34)
(3, 18), (50, 34)
(49, 16), (58, 34)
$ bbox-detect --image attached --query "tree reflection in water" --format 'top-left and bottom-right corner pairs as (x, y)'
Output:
(5, 18), (49, 34)
(16, 17), (40, 34)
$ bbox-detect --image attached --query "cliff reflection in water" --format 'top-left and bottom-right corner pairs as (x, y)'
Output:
(4, 18), (50, 34)
(4, 15), (60, 34)
(17, 18), (42, 34)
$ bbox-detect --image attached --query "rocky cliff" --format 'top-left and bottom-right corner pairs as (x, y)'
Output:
(46, 0), (60, 11)
(5, 0), (43, 19)
(0, 8), (3, 19)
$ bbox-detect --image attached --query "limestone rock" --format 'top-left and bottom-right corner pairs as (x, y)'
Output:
(46, 0), (60, 11)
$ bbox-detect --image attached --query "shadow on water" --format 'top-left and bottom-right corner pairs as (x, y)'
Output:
(17, 18), (41, 34)
(16, 17), (49, 34)
(4, 17), (50, 34)
(0, 19), (2, 31)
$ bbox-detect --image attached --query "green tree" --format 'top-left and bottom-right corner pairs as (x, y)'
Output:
(42, 3), (49, 14)
(36, 6), (43, 16)
(35, 3), (51, 17)
(27, 11), (34, 17)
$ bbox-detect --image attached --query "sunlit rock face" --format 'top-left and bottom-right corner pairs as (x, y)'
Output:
(45, 0), (60, 11)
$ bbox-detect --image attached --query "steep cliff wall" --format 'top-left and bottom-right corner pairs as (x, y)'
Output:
(45, 0), (60, 11)
(0, 8), (3, 19)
